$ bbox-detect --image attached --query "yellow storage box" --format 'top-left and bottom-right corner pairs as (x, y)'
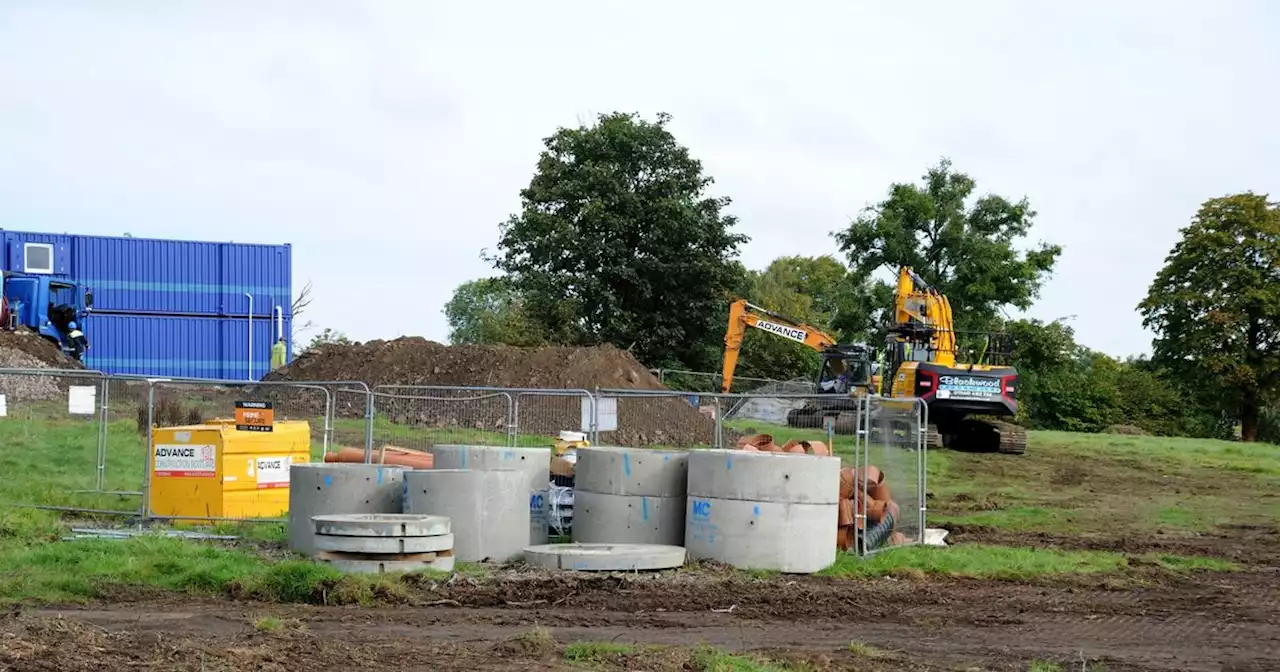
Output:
(149, 420), (311, 520)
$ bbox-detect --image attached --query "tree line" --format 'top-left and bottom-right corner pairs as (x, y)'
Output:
(445, 112), (1280, 443)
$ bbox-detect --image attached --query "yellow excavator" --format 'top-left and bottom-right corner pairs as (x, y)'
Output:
(879, 267), (1026, 454)
(721, 299), (878, 432)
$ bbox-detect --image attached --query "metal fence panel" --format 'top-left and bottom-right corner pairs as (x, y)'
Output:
(513, 390), (594, 445)
(373, 386), (514, 453)
(591, 390), (721, 448)
(0, 368), (144, 517)
(854, 395), (927, 557)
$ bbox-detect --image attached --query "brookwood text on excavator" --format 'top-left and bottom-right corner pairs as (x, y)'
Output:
(879, 266), (1026, 454)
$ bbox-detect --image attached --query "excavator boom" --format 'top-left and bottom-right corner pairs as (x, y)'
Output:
(721, 299), (838, 393)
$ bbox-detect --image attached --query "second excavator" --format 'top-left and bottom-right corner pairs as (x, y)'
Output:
(879, 267), (1026, 454)
(720, 299), (878, 432)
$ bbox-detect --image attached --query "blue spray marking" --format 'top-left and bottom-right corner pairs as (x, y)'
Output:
(691, 498), (711, 519)
(323, 475), (333, 488)
(623, 453), (632, 477)
(377, 469), (384, 485)
(726, 456), (732, 471)
(641, 496), (650, 521)
(753, 505), (760, 517)
(663, 454), (670, 463)
(461, 449), (468, 469)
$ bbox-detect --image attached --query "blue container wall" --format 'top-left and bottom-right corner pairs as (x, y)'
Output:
(72, 236), (290, 317)
(2, 231), (290, 317)
(83, 313), (290, 380)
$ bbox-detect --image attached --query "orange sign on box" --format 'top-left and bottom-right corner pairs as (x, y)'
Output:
(234, 401), (274, 432)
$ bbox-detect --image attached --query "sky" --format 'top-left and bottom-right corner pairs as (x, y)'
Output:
(1, 1), (1276, 360)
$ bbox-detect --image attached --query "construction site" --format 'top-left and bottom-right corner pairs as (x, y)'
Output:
(2, 6), (1278, 668)
(0, 319), (1276, 672)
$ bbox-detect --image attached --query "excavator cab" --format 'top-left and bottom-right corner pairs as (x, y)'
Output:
(815, 345), (876, 396)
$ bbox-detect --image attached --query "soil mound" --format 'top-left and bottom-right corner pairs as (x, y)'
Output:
(265, 338), (720, 447)
(0, 329), (85, 401)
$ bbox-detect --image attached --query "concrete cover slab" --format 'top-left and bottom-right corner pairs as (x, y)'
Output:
(288, 463), (408, 556)
(311, 513), (451, 538)
(314, 532), (455, 555)
(523, 543), (686, 571)
(317, 552), (456, 574)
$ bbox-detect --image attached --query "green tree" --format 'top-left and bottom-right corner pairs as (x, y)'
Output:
(443, 278), (547, 346)
(1139, 192), (1280, 442)
(833, 158), (1062, 334)
(731, 256), (844, 383)
(301, 327), (351, 354)
(488, 111), (747, 370)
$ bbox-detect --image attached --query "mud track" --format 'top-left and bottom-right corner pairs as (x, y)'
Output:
(6, 569), (1277, 671)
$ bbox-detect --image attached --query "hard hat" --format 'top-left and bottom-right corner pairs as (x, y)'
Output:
(68, 321), (78, 329)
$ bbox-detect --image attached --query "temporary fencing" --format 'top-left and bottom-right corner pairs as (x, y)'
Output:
(0, 367), (145, 517)
(371, 385), (515, 455)
(851, 395), (927, 557)
(648, 368), (796, 394)
(2, 366), (928, 556)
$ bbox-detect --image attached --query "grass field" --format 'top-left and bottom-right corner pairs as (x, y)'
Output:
(0, 405), (1273, 608)
(0, 405), (1276, 670)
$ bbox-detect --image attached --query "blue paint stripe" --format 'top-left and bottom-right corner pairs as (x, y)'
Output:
(85, 280), (290, 295)
(86, 358), (266, 371)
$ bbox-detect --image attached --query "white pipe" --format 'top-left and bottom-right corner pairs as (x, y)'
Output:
(275, 305), (283, 344)
(245, 293), (253, 381)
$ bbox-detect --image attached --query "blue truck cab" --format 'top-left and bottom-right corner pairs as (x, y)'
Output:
(1, 271), (93, 356)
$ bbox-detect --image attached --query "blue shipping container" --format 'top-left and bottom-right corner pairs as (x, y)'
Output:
(1, 230), (290, 317)
(82, 312), (291, 380)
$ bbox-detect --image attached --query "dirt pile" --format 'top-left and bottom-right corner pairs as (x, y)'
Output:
(265, 338), (720, 447)
(0, 329), (85, 401)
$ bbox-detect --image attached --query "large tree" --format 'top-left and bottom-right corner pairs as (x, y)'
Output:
(488, 112), (747, 370)
(443, 277), (547, 346)
(1139, 193), (1280, 442)
(834, 158), (1062, 334)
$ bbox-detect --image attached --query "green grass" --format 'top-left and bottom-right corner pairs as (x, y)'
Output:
(252, 615), (284, 632)
(821, 544), (1129, 579)
(928, 431), (1280, 536)
(0, 522), (468, 605)
(691, 646), (796, 672)
(846, 641), (890, 659)
(564, 641), (648, 663)
(0, 405), (1261, 608)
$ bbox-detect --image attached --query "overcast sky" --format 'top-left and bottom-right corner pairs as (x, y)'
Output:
(1, 1), (1276, 359)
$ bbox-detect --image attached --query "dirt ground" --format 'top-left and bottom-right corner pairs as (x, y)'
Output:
(4, 543), (1277, 672)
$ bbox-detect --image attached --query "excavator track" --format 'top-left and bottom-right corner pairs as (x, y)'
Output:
(988, 419), (1028, 455)
(936, 418), (1027, 454)
(925, 424), (944, 450)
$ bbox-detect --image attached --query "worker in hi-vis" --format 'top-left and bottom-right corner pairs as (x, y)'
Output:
(68, 321), (89, 361)
(271, 337), (287, 370)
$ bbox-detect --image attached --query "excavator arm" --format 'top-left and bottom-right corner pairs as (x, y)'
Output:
(722, 299), (838, 393)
